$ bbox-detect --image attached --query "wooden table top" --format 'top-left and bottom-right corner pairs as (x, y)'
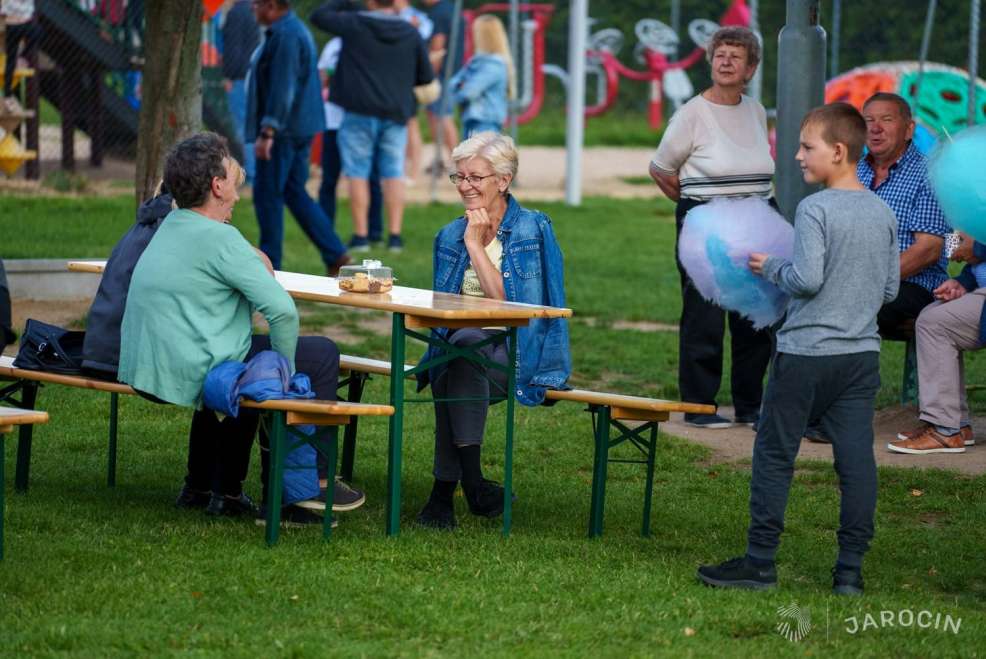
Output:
(68, 261), (573, 322)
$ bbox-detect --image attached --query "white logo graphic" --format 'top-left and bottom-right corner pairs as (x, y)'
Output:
(776, 603), (812, 642)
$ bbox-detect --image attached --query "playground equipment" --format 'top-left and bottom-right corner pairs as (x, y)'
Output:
(826, 62), (986, 153)
(460, 0), (751, 129)
(0, 25), (38, 177)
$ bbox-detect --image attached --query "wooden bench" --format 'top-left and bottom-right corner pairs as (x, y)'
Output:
(336, 354), (713, 538)
(0, 355), (393, 546)
(1, 407), (49, 560)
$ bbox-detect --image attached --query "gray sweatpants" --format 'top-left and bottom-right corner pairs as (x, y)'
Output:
(431, 328), (509, 482)
(916, 289), (986, 429)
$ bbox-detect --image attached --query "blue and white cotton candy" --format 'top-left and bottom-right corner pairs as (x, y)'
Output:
(928, 126), (986, 244)
(679, 197), (794, 329)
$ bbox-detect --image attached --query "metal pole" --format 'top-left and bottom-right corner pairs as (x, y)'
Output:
(565, 0), (588, 206)
(508, 0), (520, 141)
(775, 0), (827, 222)
(670, 0), (680, 61)
(830, 0), (841, 78)
(749, 0), (764, 104)
(913, 0), (937, 113)
(429, 0), (465, 203)
(970, 0), (981, 127)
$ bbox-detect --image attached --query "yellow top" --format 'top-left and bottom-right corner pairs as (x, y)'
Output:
(461, 238), (503, 298)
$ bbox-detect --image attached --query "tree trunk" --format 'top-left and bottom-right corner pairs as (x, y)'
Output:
(135, 0), (203, 204)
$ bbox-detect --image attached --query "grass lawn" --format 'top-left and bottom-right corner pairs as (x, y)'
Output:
(1, 193), (985, 656)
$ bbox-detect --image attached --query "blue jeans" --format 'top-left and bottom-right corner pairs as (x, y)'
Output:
(463, 119), (501, 139)
(318, 129), (384, 242)
(226, 78), (255, 182)
(254, 135), (347, 270)
(338, 112), (407, 180)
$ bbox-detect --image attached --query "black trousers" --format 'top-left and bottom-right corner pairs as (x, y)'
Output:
(674, 198), (773, 415)
(184, 335), (340, 498)
(877, 281), (934, 341)
(746, 352), (880, 568)
(3, 20), (41, 97)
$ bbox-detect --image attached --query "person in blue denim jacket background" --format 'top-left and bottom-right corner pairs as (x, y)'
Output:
(449, 14), (514, 138)
(246, 0), (350, 275)
(415, 132), (570, 530)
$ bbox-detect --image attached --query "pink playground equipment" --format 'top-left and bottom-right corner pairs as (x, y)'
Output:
(460, 0), (751, 128)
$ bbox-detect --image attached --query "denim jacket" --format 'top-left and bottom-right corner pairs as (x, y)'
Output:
(449, 54), (509, 127)
(245, 10), (326, 140)
(954, 240), (986, 346)
(416, 195), (571, 406)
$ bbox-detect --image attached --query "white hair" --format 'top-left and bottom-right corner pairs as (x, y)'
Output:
(451, 131), (518, 179)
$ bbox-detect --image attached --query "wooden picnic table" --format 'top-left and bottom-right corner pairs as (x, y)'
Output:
(68, 260), (573, 537)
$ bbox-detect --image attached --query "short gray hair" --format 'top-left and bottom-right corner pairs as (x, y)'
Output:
(707, 26), (761, 67)
(451, 131), (518, 180)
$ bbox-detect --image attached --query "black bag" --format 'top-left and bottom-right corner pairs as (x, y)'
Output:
(13, 319), (86, 375)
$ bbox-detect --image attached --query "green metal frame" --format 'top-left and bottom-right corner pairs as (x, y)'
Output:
(386, 313), (519, 537)
(585, 404), (660, 538)
(0, 380), (40, 492)
(1, 431), (6, 560)
(261, 411), (338, 546)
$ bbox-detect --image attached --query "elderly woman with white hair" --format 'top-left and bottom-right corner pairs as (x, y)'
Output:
(415, 131), (571, 530)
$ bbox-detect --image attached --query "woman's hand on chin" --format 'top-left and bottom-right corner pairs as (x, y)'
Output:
(464, 208), (493, 247)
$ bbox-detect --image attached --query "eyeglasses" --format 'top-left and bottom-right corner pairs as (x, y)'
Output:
(449, 173), (496, 186)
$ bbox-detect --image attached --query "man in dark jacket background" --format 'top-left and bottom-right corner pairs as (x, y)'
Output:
(0, 260), (14, 349)
(247, 0), (350, 275)
(311, 0), (434, 253)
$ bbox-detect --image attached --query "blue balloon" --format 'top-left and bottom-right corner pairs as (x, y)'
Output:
(928, 126), (986, 243)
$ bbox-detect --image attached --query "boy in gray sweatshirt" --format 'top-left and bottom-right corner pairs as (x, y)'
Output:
(698, 103), (899, 596)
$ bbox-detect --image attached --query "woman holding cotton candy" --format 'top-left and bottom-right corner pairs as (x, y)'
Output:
(648, 26), (775, 429)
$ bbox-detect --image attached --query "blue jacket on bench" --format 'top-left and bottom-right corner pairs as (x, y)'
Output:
(953, 240), (986, 347)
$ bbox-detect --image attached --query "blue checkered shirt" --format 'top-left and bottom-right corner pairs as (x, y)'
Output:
(857, 143), (951, 292)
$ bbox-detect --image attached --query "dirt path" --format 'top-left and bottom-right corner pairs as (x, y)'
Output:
(665, 405), (986, 476)
(0, 146), (661, 202)
(7, 300), (984, 476)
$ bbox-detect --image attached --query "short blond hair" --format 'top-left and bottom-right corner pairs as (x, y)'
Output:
(706, 26), (761, 67)
(451, 131), (518, 180)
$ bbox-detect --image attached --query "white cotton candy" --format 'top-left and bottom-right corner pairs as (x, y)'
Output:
(679, 197), (795, 329)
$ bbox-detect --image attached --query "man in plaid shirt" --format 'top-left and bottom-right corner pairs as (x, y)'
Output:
(857, 93), (950, 339)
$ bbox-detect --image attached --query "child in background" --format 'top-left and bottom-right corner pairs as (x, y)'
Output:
(448, 14), (514, 138)
(697, 103), (899, 596)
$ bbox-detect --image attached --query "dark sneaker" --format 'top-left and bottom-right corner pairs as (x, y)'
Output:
(416, 497), (457, 530)
(205, 492), (259, 518)
(175, 485), (211, 509)
(295, 479), (366, 512)
(832, 566), (864, 596)
(387, 235), (404, 253)
(464, 479), (516, 518)
(328, 253), (352, 277)
(348, 236), (370, 253)
(255, 504), (336, 529)
(684, 413), (734, 429)
(697, 556), (777, 590)
(734, 412), (759, 427)
(804, 424), (830, 444)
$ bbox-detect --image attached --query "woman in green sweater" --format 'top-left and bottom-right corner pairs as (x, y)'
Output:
(119, 133), (359, 523)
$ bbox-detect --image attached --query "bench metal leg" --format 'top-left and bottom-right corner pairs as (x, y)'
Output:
(340, 374), (367, 483)
(902, 337), (918, 405)
(588, 405), (611, 538)
(386, 313), (407, 537)
(1, 432), (5, 560)
(14, 383), (38, 493)
(265, 411), (287, 547)
(107, 392), (119, 487)
(322, 431), (338, 541)
(641, 423), (658, 538)
(502, 326), (518, 538)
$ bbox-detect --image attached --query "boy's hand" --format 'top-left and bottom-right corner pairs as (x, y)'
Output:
(934, 279), (966, 301)
(748, 252), (769, 276)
